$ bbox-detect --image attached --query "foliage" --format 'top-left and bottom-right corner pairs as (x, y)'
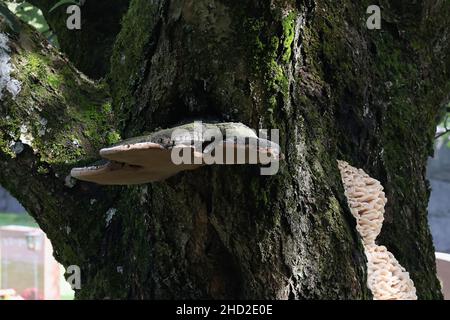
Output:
(0, 1), (21, 32)
(49, 0), (82, 13)
(0, 212), (37, 227)
(4, 1), (58, 46)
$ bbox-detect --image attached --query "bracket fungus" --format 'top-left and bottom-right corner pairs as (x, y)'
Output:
(71, 122), (282, 185)
(338, 160), (417, 300)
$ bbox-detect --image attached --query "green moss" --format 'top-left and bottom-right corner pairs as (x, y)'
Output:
(37, 166), (49, 174)
(0, 113), (21, 157)
(102, 102), (113, 113)
(240, 10), (297, 126)
(107, 131), (122, 145)
(281, 13), (296, 63)
(109, 0), (160, 131)
(47, 73), (62, 88)
(24, 52), (46, 75)
(2, 33), (114, 170)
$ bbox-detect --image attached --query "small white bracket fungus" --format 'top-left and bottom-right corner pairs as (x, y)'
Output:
(71, 122), (282, 185)
(338, 160), (417, 300)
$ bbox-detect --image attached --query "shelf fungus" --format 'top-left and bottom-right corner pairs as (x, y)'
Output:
(338, 160), (417, 300)
(71, 122), (282, 185)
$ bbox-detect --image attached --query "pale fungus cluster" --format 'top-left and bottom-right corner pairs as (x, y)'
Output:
(338, 160), (417, 300)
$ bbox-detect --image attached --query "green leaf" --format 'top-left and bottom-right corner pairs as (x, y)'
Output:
(49, 0), (80, 13)
(0, 2), (21, 33)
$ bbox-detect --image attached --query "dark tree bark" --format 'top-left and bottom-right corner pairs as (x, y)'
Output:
(28, 0), (130, 78)
(0, 0), (449, 299)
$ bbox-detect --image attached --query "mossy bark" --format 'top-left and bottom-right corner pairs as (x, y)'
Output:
(1, 0), (449, 299)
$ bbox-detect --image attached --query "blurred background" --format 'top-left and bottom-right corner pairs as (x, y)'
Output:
(428, 113), (450, 254)
(0, 187), (75, 300)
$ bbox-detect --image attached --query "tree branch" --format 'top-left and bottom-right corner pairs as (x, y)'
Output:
(0, 18), (121, 264)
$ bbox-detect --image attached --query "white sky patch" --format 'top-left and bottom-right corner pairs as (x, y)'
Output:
(0, 33), (22, 100)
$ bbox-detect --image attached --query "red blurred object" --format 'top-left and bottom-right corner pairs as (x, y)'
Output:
(21, 287), (43, 300)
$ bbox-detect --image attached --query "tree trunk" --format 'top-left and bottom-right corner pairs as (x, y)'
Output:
(1, 0), (449, 299)
(27, 0), (130, 78)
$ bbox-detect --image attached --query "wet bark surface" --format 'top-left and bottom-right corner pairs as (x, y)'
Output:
(1, 0), (449, 299)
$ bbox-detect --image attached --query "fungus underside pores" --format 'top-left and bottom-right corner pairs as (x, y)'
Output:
(71, 122), (282, 185)
(338, 160), (417, 300)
